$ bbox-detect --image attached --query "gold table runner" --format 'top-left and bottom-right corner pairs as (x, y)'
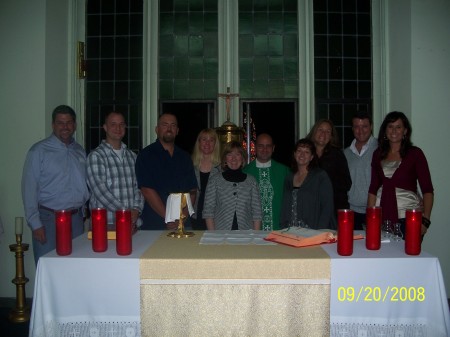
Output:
(139, 231), (330, 280)
(140, 232), (331, 337)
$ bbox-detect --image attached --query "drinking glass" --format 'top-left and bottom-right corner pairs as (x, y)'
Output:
(381, 220), (393, 239)
(392, 223), (403, 241)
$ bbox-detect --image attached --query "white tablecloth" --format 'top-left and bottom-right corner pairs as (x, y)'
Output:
(29, 230), (450, 337)
(29, 231), (161, 337)
(322, 239), (450, 337)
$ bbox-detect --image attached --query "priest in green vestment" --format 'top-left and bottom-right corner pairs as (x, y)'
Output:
(244, 133), (290, 231)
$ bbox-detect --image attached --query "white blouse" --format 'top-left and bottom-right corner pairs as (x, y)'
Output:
(375, 160), (422, 219)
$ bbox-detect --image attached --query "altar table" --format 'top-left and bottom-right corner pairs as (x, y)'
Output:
(139, 231), (331, 336)
(29, 231), (161, 337)
(29, 230), (450, 337)
(323, 239), (450, 337)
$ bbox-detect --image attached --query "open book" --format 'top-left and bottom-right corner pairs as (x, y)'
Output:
(265, 227), (364, 248)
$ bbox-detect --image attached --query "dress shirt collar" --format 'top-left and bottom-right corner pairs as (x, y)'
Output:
(349, 136), (375, 157)
(50, 133), (75, 148)
(102, 140), (127, 150)
(255, 159), (272, 168)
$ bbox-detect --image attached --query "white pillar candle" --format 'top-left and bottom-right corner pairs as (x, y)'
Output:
(15, 217), (23, 235)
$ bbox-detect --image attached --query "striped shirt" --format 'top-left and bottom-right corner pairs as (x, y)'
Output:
(203, 173), (262, 230)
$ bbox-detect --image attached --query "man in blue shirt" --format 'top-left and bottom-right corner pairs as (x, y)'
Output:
(135, 113), (197, 230)
(22, 105), (89, 263)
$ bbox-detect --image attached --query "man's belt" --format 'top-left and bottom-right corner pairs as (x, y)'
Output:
(39, 205), (81, 215)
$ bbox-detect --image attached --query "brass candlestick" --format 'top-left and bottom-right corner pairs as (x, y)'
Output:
(9, 233), (30, 323)
(167, 193), (194, 238)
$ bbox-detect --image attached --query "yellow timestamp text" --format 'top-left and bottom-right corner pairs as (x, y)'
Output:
(337, 286), (425, 302)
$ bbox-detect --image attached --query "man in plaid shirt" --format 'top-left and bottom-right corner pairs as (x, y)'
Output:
(87, 111), (144, 229)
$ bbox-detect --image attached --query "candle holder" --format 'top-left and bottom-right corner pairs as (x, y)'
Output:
(91, 208), (107, 252)
(405, 209), (422, 255)
(55, 210), (72, 256)
(9, 233), (30, 323)
(337, 209), (354, 256)
(116, 209), (132, 255)
(365, 206), (382, 250)
(167, 193), (194, 238)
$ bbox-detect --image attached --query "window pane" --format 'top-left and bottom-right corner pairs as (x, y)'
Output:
(85, 0), (143, 153)
(159, 1), (218, 99)
(239, 1), (298, 99)
(313, 0), (372, 148)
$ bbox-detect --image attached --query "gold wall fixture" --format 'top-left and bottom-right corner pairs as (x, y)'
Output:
(216, 87), (244, 146)
(77, 41), (86, 79)
(216, 121), (245, 146)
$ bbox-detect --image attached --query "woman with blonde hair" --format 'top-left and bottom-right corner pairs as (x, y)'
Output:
(191, 128), (221, 229)
(203, 141), (262, 230)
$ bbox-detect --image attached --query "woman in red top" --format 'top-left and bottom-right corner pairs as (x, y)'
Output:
(368, 111), (434, 237)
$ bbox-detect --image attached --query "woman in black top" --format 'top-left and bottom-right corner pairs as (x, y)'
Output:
(307, 119), (352, 214)
(191, 129), (221, 230)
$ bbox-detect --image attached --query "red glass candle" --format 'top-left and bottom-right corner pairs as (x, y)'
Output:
(116, 209), (132, 255)
(55, 210), (72, 256)
(91, 208), (107, 252)
(365, 206), (382, 250)
(337, 209), (354, 256)
(405, 209), (422, 255)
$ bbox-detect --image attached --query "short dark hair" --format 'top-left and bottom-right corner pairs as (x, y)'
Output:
(352, 111), (372, 125)
(52, 105), (76, 123)
(157, 112), (178, 125)
(291, 138), (318, 172)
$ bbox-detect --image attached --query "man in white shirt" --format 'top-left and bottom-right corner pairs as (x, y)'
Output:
(344, 111), (378, 229)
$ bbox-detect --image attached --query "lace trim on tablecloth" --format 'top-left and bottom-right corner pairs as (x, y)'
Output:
(331, 322), (426, 337)
(32, 320), (140, 337)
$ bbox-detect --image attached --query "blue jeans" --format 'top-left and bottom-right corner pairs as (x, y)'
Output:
(33, 208), (84, 264)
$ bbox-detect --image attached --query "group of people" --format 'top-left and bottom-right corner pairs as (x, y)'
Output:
(22, 105), (434, 263)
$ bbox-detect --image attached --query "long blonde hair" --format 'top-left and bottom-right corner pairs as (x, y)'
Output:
(191, 128), (221, 168)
